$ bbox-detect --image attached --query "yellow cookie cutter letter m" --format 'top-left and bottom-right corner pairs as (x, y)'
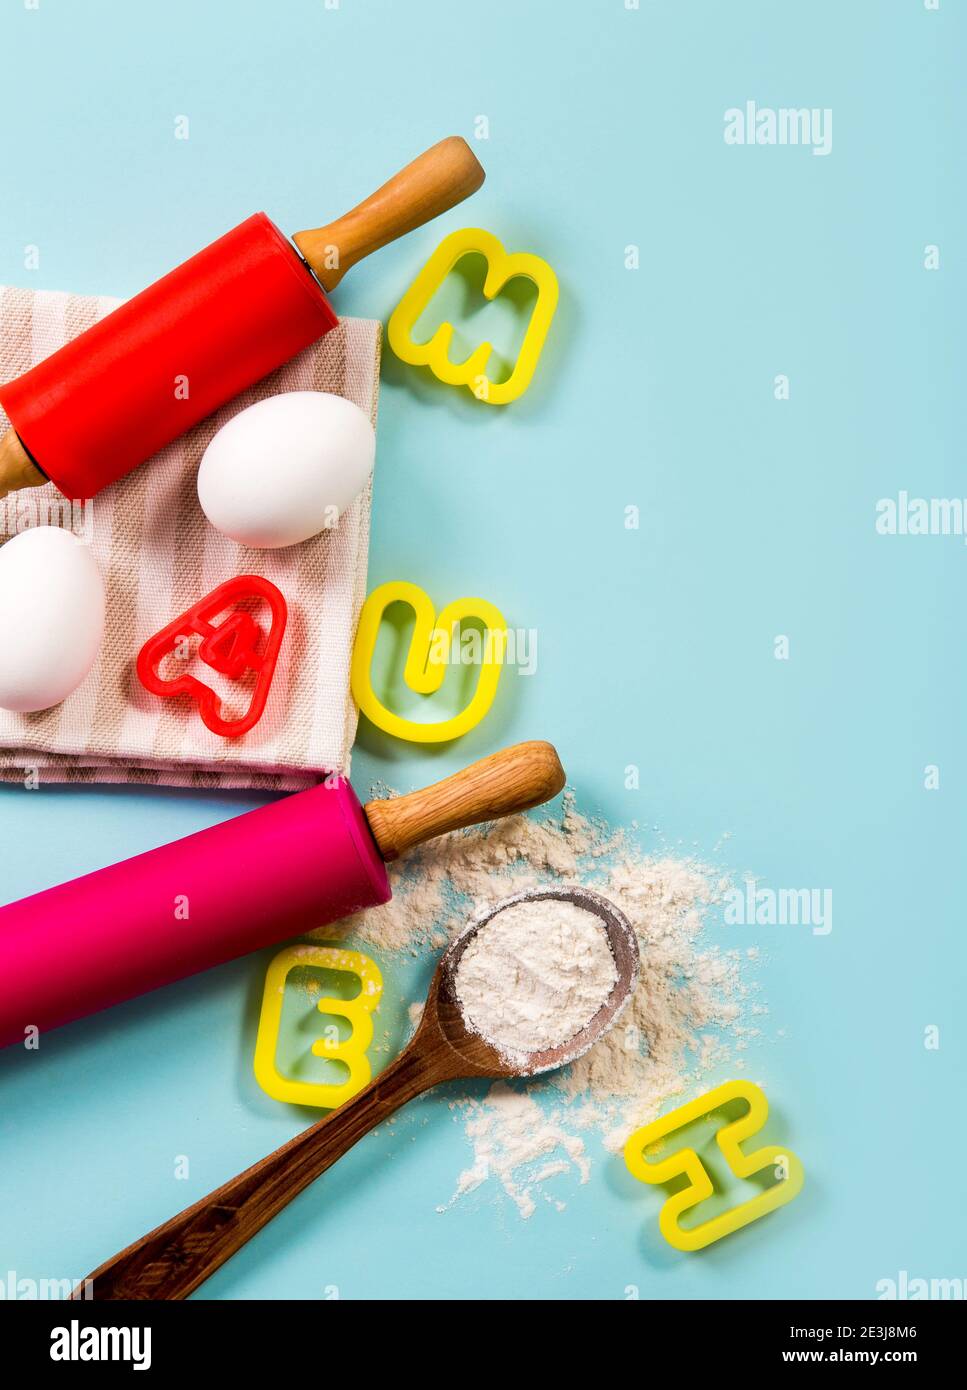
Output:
(624, 1079), (804, 1252)
(351, 580), (507, 743)
(387, 227), (559, 404)
(254, 946), (383, 1109)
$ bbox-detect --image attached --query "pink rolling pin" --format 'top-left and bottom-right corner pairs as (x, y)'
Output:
(0, 742), (564, 1049)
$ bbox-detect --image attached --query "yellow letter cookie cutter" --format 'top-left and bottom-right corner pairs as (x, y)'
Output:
(350, 580), (507, 743)
(387, 226), (559, 404)
(624, 1079), (804, 1252)
(254, 945), (383, 1109)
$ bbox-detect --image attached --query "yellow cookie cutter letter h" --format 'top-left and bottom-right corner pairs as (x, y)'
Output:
(624, 1080), (804, 1251)
(388, 227), (559, 404)
(351, 580), (507, 743)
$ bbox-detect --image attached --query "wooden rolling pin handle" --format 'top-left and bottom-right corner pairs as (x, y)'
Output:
(0, 429), (47, 500)
(364, 740), (566, 863)
(293, 136), (485, 292)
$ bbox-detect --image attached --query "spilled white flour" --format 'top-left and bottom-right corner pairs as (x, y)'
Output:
(318, 793), (762, 1220)
(454, 897), (618, 1062)
(449, 1083), (590, 1219)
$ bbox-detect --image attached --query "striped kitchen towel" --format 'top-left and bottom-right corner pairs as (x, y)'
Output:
(0, 284), (380, 791)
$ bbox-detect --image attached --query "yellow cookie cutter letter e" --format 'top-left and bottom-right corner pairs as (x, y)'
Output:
(387, 227), (559, 404)
(624, 1080), (804, 1252)
(351, 580), (507, 743)
(254, 945), (383, 1109)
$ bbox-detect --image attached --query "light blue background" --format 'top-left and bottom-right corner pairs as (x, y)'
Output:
(0, 0), (963, 1300)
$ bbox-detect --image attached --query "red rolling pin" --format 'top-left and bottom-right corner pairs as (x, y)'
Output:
(0, 742), (565, 1049)
(0, 136), (484, 501)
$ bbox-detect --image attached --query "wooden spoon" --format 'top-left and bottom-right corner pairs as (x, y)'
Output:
(76, 887), (639, 1301)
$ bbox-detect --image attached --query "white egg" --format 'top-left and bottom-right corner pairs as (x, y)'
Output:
(0, 527), (105, 713)
(197, 391), (376, 549)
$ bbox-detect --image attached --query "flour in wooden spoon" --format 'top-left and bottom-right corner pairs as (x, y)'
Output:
(323, 793), (763, 1221)
(454, 898), (617, 1062)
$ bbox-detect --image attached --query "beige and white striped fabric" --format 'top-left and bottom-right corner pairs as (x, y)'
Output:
(0, 285), (380, 791)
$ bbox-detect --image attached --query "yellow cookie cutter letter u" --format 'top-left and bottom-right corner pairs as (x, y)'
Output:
(624, 1080), (804, 1251)
(351, 580), (507, 743)
(388, 227), (559, 404)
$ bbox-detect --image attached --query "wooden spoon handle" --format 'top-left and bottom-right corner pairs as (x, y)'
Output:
(293, 136), (484, 291)
(364, 739), (566, 862)
(76, 1042), (437, 1301)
